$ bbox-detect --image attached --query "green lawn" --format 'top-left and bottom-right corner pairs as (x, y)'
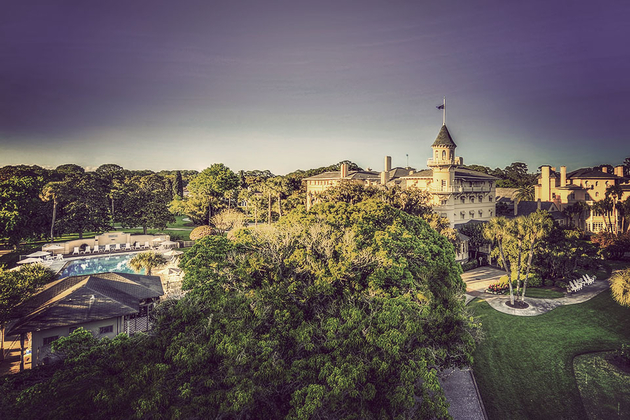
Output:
(471, 291), (630, 420)
(574, 352), (630, 419)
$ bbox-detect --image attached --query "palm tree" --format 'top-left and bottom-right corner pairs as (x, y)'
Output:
(520, 211), (554, 303)
(40, 181), (65, 241)
(513, 184), (534, 203)
(510, 217), (527, 298)
(129, 252), (167, 276)
(610, 268), (630, 307)
(484, 217), (515, 305)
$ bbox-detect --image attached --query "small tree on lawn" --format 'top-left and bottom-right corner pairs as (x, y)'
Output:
(610, 268), (630, 307)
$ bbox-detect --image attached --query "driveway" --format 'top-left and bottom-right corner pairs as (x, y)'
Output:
(461, 266), (505, 293)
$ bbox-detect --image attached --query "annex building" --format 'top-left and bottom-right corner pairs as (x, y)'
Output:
(304, 124), (498, 228)
(535, 164), (629, 232)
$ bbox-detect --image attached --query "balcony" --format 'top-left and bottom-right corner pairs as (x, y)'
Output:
(428, 185), (492, 193)
(427, 157), (462, 166)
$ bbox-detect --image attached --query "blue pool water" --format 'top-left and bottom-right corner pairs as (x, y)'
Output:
(57, 253), (144, 278)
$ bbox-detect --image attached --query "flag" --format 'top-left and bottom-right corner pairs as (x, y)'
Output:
(436, 104), (445, 110)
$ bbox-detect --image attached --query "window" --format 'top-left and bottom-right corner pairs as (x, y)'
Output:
(470, 197), (475, 203)
(461, 212), (465, 219)
(489, 196), (493, 202)
(442, 150), (446, 159)
(595, 181), (599, 186)
(99, 325), (113, 334)
(478, 209), (483, 216)
(595, 192), (599, 197)
(461, 197), (466, 204)
(591, 222), (604, 232)
(43, 336), (59, 346)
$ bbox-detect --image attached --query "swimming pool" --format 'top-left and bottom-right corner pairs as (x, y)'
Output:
(57, 253), (144, 278)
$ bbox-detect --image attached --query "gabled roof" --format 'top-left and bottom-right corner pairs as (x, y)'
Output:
(567, 168), (623, 180)
(454, 168), (498, 180)
(505, 201), (562, 219)
(8, 273), (163, 335)
(431, 125), (457, 148)
(303, 170), (379, 181)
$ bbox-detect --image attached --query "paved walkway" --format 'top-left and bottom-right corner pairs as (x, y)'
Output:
(462, 266), (610, 316)
(440, 368), (487, 420)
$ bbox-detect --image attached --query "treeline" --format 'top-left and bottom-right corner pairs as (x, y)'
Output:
(0, 160), (362, 248)
(462, 162), (538, 188)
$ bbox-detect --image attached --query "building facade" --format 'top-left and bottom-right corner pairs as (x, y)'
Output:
(304, 124), (497, 228)
(535, 164), (629, 232)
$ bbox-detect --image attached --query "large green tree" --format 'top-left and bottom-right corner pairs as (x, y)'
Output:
(0, 176), (47, 247)
(186, 164), (239, 224)
(117, 174), (175, 234)
(55, 174), (110, 238)
(0, 201), (475, 419)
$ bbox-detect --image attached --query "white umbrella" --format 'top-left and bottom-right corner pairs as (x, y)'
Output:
(161, 240), (178, 246)
(163, 250), (183, 257)
(27, 251), (51, 258)
(42, 244), (64, 251)
(17, 257), (44, 264)
(152, 237), (164, 242)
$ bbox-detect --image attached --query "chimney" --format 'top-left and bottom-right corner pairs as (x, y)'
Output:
(537, 198), (541, 211)
(615, 165), (624, 177)
(514, 201), (518, 216)
(384, 156), (391, 173)
(381, 171), (388, 185)
(340, 163), (348, 178)
(560, 166), (567, 187)
(602, 166), (608, 173)
(541, 165), (551, 201)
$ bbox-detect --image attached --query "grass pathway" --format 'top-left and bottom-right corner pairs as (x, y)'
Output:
(470, 291), (630, 420)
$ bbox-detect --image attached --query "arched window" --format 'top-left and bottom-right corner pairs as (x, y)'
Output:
(442, 150), (446, 160)
(435, 151), (439, 159)
(449, 150), (453, 160)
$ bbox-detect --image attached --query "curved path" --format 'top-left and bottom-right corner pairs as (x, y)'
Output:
(462, 266), (610, 316)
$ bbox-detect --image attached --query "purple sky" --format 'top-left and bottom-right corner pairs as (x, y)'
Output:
(1, 0), (628, 174)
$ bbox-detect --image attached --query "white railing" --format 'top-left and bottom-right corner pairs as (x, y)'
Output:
(428, 186), (492, 193)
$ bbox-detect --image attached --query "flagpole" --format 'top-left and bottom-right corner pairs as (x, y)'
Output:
(443, 96), (446, 125)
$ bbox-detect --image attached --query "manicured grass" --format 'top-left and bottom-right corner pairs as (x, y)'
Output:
(470, 291), (630, 420)
(574, 352), (630, 419)
(523, 288), (565, 299)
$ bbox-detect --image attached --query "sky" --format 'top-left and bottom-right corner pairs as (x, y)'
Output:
(1, 0), (629, 175)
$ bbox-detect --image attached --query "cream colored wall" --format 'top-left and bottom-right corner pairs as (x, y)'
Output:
(32, 316), (125, 366)
(50, 233), (171, 254)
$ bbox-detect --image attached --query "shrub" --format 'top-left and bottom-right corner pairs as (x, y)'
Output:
(487, 282), (508, 294)
(190, 225), (215, 241)
(556, 281), (568, 289)
(499, 272), (542, 288)
(461, 260), (478, 272)
(544, 279), (555, 287)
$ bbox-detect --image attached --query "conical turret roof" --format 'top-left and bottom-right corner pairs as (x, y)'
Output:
(431, 125), (457, 148)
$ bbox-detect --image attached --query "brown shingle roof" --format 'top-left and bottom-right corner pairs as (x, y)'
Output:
(8, 273), (163, 335)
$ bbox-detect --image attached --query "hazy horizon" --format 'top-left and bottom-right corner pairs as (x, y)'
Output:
(1, 1), (628, 175)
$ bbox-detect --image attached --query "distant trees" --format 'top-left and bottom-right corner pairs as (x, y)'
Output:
(117, 174), (175, 234)
(0, 176), (47, 247)
(185, 164), (239, 224)
(463, 162), (538, 188)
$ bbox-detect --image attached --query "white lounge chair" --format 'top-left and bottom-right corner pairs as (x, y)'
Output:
(72, 247), (80, 255)
(56, 254), (64, 261)
(134, 242), (141, 249)
(104, 244), (111, 252)
(85, 246), (93, 254)
(114, 243), (121, 251)
(143, 242), (150, 249)
(93, 244), (100, 253)
(124, 243), (132, 251)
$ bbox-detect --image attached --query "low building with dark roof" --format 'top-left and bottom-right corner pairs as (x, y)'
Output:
(7, 272), (164, 369)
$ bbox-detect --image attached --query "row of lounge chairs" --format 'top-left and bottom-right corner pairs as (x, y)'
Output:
(72, 242), (155, 255)
(567, 274), (596, 293)
(44, 254), (65, 261)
